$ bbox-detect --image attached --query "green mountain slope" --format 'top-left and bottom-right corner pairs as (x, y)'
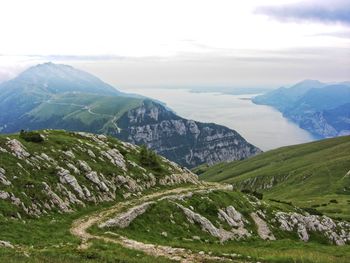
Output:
(0, 130), (349, 263)
(0, 130), (198, 219)
(0, 62), (261, 168)
(22, 93), (143, 134)
(197, 136), (350, 220)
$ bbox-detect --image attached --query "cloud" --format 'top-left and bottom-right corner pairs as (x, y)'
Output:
(255, 0), (350, 25)
(312, 30), (350, 39)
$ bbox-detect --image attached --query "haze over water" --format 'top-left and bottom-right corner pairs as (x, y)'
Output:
(121, 88), (315, 151)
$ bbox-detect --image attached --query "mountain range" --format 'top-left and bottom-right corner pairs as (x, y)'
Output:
(0, 62), (261, 168)
(253, 79), (350, 138)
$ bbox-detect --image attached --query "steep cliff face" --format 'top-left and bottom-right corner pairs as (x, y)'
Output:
(253, 81), (350, 138)
(0, 63), (261, 168)
(285, 111), (339, 138)
(116, 100), (261, 168)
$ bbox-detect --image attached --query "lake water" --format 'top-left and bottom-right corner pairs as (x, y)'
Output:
(120, 88), (315, 151)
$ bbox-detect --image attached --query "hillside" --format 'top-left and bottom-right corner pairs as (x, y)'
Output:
(0, 63), (261, 168)
(197, 136), (350, 220)
(0, 131), (349, 263)
(253, 80), (350, 138)
(0, 130), (198, 219)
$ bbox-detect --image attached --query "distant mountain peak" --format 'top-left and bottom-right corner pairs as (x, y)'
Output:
(299, 79), (322, 83)
(4, 62), (121, 96)
(293, 79), (324, 87)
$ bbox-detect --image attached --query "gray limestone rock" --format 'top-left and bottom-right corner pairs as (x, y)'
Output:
(6, 139), (30, 159)
(100, 201), (155, 228)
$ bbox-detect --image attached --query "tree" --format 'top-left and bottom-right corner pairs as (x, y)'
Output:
(20, 130), (44, 143)
(139, 145), (163, 172)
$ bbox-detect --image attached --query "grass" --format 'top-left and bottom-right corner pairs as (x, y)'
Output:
(25, 93), (144, 133)
(95, 189), (350, 263)
(196, 136), (350, 220)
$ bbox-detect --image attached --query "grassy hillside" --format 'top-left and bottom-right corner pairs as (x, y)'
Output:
(94, 189), (350, 263)
(0, 131), (349, 262)
(0, 129), (199, 218)
(0, 129), (200, 262)
(197, 136), (350, 220)
(22, 93), (144, 134)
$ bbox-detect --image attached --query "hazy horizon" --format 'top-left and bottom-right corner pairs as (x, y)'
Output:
(0, 0), (349, 88)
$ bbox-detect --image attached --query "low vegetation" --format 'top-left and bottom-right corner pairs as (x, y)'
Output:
(95, 189), (350, 263)
(197, 135), (350, 220)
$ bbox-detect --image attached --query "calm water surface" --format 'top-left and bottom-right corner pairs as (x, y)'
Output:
(121, 88), (315, 151)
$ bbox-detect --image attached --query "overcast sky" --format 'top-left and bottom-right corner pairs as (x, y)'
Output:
(0, 0), (349, 88)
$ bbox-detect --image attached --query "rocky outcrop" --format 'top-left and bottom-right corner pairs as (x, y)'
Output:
(275, 212), (350, 245)
(85, 171), (109, 192)
(250, 212), (275, 240)
(218, 206), (244, 228)
(101, 149), (127, 171)
(6, 139), (30, 159)
(0, 240), (14, 249)
(159, 172), (199, 186)
(0, 190), (10, 200)
(100, 202), (155, 228)
(42, 182), (71, 213)
(177, 203), (234, 242)
(218, 206), (251, 239)
(57, 168), (86, 199)
(0, 168), (11, 186)
(116, 100), (261, 168)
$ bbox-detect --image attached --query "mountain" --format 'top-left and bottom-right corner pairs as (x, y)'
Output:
(0, 62), (122, 130)
(253, 79), (326, 111)
(253, 80), (350, 138)
(0, 62), (261, 168)
(0, 130), (349, 263)
(197, 135), (350, 220)
(115, 100), (260, 168)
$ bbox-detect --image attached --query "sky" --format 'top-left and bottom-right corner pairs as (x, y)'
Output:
(0, 0), (349, 88)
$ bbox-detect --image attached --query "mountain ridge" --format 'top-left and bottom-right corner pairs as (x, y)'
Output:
(0, 62), (261, 168)
(253, 80), (350, 138)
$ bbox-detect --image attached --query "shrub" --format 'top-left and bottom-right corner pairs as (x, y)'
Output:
(302, 207), (323, 216)
(19, 130), (44, 143)
(329, 199), (338, 204)
(139, 145), (163, 172)
(241, 189), (263, 200)
(269, 198), (293, 206)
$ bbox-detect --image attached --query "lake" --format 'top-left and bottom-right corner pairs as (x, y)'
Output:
(120, 88), (315, 151)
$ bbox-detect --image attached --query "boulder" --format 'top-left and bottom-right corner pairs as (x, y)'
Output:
(0, 168), (11, 186)
(6, 139), (30, 159)
(100, 201), (155, 228)
(250, 212), (275, 240)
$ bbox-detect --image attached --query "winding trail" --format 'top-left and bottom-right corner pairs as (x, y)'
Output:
(44, 99), (122, 131)
(70, 183), (243, 263)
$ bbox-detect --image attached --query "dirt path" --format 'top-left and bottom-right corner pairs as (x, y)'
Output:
(70, 183), (243, 263)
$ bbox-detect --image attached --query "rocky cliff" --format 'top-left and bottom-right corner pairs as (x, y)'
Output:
(253, 80), (350, 138)
(116, 100), (261, 168)
(0, 63), (261, 168)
